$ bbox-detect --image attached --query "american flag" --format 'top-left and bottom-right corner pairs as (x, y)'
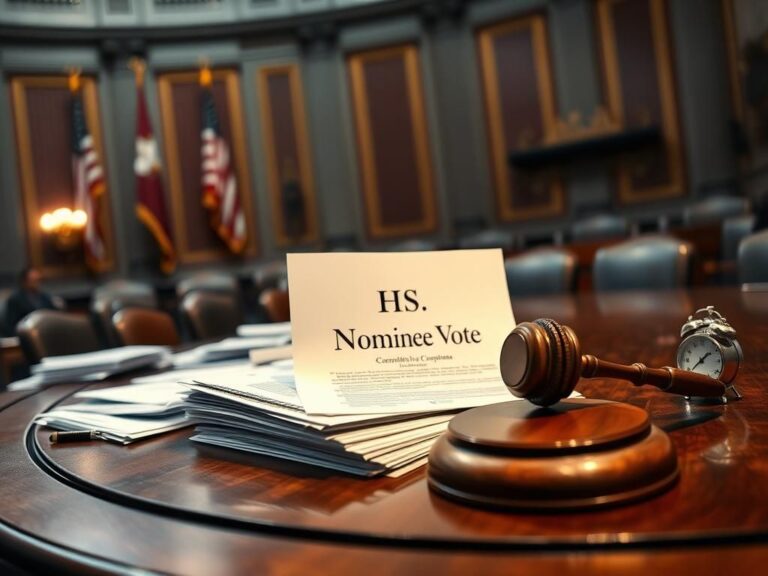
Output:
(72, 90), (107, 271)
(201, 87), (246, 254)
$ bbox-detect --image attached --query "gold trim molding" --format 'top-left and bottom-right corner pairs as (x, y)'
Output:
(256, 64), (320, 247)
(477, 14), (564, 222)
(596, 0), (685, 203)
(10, 75), (115, 278)
(347, 44), (438, 239)
(157, 68), (258, 264)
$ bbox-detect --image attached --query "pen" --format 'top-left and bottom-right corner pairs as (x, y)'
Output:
(49, 430), (104, 444)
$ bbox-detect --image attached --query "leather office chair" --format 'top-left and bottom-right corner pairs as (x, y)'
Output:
(176, 271), (239, 300)
(571, 215), (629, 243)
(458, 229), (516, 250)
(722, 215), (755, 263)
(683, 195), (749, 226)
(0, 288), (12, 338)
(91, 280), (158, 347)
(17, 310), (101, 364)
(593, 235), (693, 291)
(504, 248), (577, 297)
(180, 291), (241, 341)
(386, 239), (441, 252)
(112, 307), (180, 347)
(252, 260), (288, 293)
(738, 229), (768, 285)
(259, 289), (290, 323)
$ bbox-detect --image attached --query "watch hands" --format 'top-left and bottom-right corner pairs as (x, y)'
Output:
(690, 352), (712, 371)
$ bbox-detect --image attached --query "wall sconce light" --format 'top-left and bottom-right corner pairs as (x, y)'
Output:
(39, 207), (87, 251)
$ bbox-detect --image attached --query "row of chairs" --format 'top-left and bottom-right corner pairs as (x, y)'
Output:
(504, 229), (768, 296)
(8, 223), (768, 364)
(323, 195), (753, 254)
(454, 195), (753, 251)
(15, 282), (290, 365)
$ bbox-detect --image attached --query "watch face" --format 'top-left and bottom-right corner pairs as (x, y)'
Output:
(677, 335), (724, 379)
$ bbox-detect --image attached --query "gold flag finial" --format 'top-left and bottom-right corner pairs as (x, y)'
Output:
(198, 57), (212, 87)
(128, 57), (146, 88)
(66, 67), (82, 93)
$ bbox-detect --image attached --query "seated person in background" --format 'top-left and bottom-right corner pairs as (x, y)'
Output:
(4, 267), (57, 334)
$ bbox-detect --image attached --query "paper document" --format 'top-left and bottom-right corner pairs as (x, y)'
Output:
(287, 250), (515, 415)
(34, 380), (192, 443)
(172, 335), (290, 367)
(237, 322), (291, 338)
(36, 410), (188, 444)
(12, 346), (170, 389)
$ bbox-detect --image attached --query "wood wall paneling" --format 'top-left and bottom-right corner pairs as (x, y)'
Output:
(347, 44), (438, 239)
(596, 0), (685, 203)
(257, 64), (320, 247)
(10, 75), (115, 277)
(721, 0), (745, 126)
(477, 15), (564, 222)
(156, 69), (257, 264)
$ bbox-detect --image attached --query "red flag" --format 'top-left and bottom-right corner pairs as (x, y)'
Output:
(200, 67), (246, 254)
(134, 83), (176, 274)
(70, 73), (107, 272)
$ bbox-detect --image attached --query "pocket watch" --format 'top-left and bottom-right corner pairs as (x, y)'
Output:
(677, 306), (742, 397)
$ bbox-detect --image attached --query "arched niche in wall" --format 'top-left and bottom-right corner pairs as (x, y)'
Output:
(10, 75), (116, 278)
(476, 13), (564, 223)
(347, 43), (439, 240)
(156, 68), (258, 264)
(595, 0), (685, 203)
(256, 64), (320, 247)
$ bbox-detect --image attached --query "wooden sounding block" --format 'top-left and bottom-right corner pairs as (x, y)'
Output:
(426, 317), (720, 510)
(428, 398), (678, 510)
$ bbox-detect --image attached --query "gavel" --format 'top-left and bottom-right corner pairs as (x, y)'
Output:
(500, 318), (727, 406)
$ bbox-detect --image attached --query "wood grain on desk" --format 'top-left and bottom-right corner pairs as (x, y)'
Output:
(1, 287), (768, 574)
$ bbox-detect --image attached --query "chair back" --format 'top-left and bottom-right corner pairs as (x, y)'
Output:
(571, 215), (628, 243)
(91, 280), (158, 346)
(176, 272), (239, 300)
(683, 195), (749, 226)
(17, 310), (101, 364)
(259, 289), (291, 323)
(738, 229), (768, 285)
(593, 235), (693, 292)
(458, 229), (516, 250)
(112, 307), (180, 347)
(504, 248), (577, 297)
(0, 288), (12, 337)
(93, 280), (157, 303)
(722, 215), (755, 262)
(386, 239), (441, 252)
(180, 291), (241, 340)
(252, 261), (288, 293)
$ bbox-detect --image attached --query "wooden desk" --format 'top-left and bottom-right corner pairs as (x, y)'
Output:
(1, 287), (768, 574)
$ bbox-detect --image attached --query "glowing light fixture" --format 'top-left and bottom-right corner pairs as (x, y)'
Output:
(39, 207), (88, 250)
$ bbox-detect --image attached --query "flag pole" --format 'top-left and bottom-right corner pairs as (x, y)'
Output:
(198, 57), (212, 87)
(128, 57), (146, 88)
(66, 66), (82, 93)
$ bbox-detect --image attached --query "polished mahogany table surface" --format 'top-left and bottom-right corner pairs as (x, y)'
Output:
(2, 286), (768, 575)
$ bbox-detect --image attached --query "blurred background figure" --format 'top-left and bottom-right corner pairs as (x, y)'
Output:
(3, 267), (58, 335)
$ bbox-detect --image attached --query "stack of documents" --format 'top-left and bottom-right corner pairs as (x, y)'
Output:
(11, 346), (171, 390)
(180, 362), (459, 478)
(34, 380), (190, 444)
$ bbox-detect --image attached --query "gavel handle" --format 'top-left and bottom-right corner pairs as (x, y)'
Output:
(581, 355), (727, 397)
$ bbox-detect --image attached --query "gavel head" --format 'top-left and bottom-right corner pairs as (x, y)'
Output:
(500, 319), (582, 406)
